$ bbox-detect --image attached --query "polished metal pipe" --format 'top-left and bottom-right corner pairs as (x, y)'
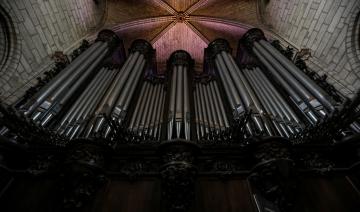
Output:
(154, 85), (165, 140)
(195, 84), (205, 138)
(215, 54), (242, 107)
(55, 68), (107, 130)
(24, 42), (105, 115)
(212, 81), (230, 128)
(128, 81), (147, 131)
(80, 69), (118, 123)
(144, 84), (159, 135)
(38, 50), (108, 125)
(183, 67), (190, 140)
(94, 52), (139, 117)
(259, 40), (335, 112)
(253, 47), (318, 124)
(221, 51), (252, 109)
(193, 87), (201, 140)
(167, 66), (177, 140)
(121, 60), (147, 122)
(202, 83), (216, 131)
(175, 65), (184, 138)
(246, 69), (286, 136)
(253, 47), (302, 103)
(51, 46), (108, 104)
(132, 82), (151, 132)
(113, 56), (146, 121)
(139, 83), (155, 135)
(71, 70), (114, 136)
(255, 67), (301, 124)
(149, 84), (162, 137)
(208, 82), (223, 131)
(254, 42), (324, 115)
(198, 83), (209, 135)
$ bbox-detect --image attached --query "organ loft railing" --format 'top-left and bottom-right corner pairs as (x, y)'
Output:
(0, 28), (359, 212)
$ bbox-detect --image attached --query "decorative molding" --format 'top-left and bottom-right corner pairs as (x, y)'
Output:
(153, 0), (177, 15)
(184, 0), (209, 16)
(184, 21), (209, 44)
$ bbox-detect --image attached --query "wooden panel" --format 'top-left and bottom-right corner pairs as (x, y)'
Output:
(98, 179), (162, 212)
(292, 177), (360, 212)
(153, 23), (208, 72)
(164, 0), (200, 12)
(0, 177), (60, 212)
(192, 178), (256, 212)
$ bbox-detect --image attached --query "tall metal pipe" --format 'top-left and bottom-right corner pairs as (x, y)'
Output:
(24, 30), (120, 116)
(55, 67), (107, 130)
(23, 42), (103, 115)
(195, 84), (205, 138)
(259, 40), (335, 112)
(167, 66), (177, 140)
(201, 83), (215, 132)
(166, 50), (193, 140)
(128, 82), (150, 131)
(183, 67), (191, 140)
(175, 65), (184, 138)
(149, 84), (162, 137)
(211, 81), (230, 129)
(134, 83), (152, 131)
(154, 85), (165, 140)
(71, 70), (116, 135)
(144, 84), (159, 135)
(255, 67), (301, 124)
(139, 82), (155, 135)
(90, 39), (154, 137)
(204, 83), (220, 132)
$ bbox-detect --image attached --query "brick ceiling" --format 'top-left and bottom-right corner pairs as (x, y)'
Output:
(104, 0), (262, 72)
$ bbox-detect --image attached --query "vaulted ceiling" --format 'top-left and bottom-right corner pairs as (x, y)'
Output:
(104, 0), (263, 72)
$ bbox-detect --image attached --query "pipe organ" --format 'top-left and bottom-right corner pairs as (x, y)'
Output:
(0, 28), (358, 144)
(1, 28), (360, 212)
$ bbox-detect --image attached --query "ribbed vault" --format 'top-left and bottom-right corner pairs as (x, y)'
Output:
(104, 0), (263, 72)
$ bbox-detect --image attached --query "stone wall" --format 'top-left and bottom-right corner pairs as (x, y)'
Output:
(263, 0), (360, 98)
(0, 0), (106, 104)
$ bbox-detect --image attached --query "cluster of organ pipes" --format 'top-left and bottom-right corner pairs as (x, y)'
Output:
(127, 81), (166, 141)
(193, 80), (230, 141)
(3, 28), (359, 145)
(166, 51), (192, 141)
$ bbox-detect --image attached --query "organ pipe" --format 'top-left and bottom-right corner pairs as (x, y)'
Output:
(166, 50), (193, 140)
(242, 28), (336, 125)
(89, 39), (154, 138)
(22, 30), (120, 125)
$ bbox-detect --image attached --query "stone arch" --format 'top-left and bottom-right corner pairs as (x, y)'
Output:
(0, 5), (21, 74)
(346, 6), (360, 81)
(0, 4), (21, 103)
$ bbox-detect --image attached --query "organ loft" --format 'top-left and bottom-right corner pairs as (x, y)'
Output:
(0, 0), (360, 212)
